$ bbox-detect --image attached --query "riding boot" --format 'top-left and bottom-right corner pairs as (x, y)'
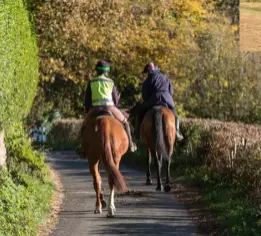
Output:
(123, 120), (137, 152)
(175, 117), (184, 141)
(170, 108), (184, 141)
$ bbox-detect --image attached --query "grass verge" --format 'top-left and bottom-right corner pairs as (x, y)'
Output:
(0, 169), (54, 236)
(0, 123), (54, 236)
(177, 167), (261, 235)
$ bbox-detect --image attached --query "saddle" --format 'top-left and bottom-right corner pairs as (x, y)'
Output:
(82, 108), (113, 136)
(145, 103), (169, 116)
(152, 103), (168, 109)
(93, 108), (113, 118)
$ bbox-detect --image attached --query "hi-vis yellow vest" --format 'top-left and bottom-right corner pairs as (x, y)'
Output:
(90, 75), (114, 106)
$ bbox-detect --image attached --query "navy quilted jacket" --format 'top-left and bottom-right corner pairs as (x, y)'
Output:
(142, 70), (175, 109)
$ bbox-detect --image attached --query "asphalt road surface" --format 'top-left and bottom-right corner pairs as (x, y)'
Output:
(47, 151), (198, 236)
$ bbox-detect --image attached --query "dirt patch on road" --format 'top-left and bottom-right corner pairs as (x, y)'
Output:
(37, 167), (64, 236)
(240, 3), (261, 51)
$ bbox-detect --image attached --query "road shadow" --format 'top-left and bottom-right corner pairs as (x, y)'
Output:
(91, 222), (196, 235)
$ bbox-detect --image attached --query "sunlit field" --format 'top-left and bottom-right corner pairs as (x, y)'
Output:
(240, 1), (261, 51)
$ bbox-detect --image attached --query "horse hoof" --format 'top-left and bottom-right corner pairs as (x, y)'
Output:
(94, 209), (102, 214)
(164, 184), (171, 193)
(101, 200), (107, 209)
(156, 185), (163, 191)
(107, 207), (115, 217)
(112, 205), (116, 212)
(146, 179), (152, 185)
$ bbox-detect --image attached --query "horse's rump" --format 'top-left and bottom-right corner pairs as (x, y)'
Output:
(141, 106), (175, 159)
(82, 114), (128, 192)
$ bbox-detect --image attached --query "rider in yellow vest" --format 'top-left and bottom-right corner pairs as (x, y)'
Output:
(85, 60), (137, 152)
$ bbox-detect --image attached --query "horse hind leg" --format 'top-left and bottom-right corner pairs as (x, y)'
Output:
(107, 176), (116, 218)
(164, 158), (172, 193)
(98, 162), (106, 209)
(146, 149), (152, 185)
(153, 152), (163, 191)
(107, 157), (122, 217)
(89, 161), (103, 214)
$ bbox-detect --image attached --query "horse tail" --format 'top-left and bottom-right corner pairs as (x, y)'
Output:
(152, 107), (168, 160)
(99, 119), (127, 192)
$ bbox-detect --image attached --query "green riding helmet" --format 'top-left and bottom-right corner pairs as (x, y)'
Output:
(95, 60), (110, 73)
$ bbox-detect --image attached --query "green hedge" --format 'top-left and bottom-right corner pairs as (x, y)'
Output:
(5, 123), (49, 183)
(0, 0), (38, 128)
(0, 1), (54, 235)
(0, 169), (53, 236)
(47, 119), (82, 150)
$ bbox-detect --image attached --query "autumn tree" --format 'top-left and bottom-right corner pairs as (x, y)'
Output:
(29, 0), (261, 124)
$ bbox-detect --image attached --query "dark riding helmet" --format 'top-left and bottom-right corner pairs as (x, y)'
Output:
(95, 60), (110, 72)
(142, 62), (155, 73)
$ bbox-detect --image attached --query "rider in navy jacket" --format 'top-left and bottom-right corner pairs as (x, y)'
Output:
(142, 69), (175, 109)
(135, 62), (184, 141)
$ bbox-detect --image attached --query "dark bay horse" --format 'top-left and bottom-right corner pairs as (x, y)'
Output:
(81, 110), (128, 217)
(130, 104), (176, 192)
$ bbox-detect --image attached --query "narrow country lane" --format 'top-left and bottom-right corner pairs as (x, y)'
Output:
(47, 151), (198, 236)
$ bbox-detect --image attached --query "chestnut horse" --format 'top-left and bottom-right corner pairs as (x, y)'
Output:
(81, 110), (128, 217)
(130, 104), (175, 192)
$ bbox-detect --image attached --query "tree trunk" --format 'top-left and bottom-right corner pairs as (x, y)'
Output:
(0, 130), (6, 167)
